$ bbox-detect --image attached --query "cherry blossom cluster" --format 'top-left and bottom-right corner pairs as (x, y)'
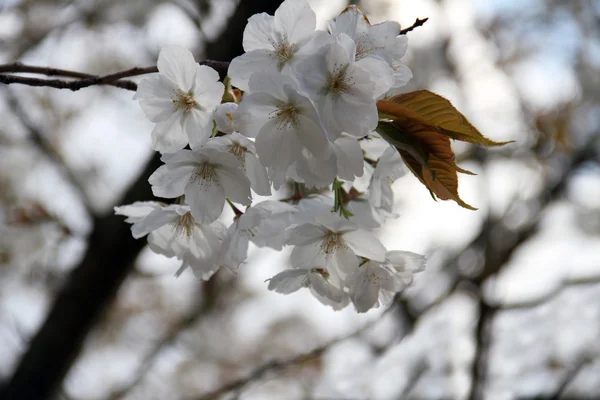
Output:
(115, 0), (425, 313)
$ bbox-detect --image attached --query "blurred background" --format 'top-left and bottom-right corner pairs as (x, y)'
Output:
(0, 0), (599, 399)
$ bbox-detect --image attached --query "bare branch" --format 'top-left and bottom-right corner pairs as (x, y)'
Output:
(0, 60), (230, 92)
(194, 304), (399, 400)
(400, 18), (429, 35)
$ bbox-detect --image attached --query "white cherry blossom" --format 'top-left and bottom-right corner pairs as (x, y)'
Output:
(346, 251), (426, 312)
(267, 267), (349, 310)
(149, 148), (251, 223)
(219, 200), (297, 270)
(228, 0), (330, 91)
(203, 133), (271, 196)
(296, 34), (378, 138)
(114, 202), (226, 279)
(286, 211), (386, 285)
(135, 46), (224, 153)
(236, 72), (330, 180)
(329, 6), (411, 93)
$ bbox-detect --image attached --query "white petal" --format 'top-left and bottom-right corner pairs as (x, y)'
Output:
(290, 243), (326, 268)
(215, 165), (252, 206)
(135, 75), (178, 122)
(248, 71), (296, 98)
(274, 0), (316, 44)
(356, 57), (394, 99)
(242, 13), (277, 52)
(228, 50), (278, 92)
(386, 251), (427, 273)
(214, 103), (238, 134)
(150, 111), (188, 153)
(157, 46), (197, 91)
(333, 135), (364, 180)
(130, 207), (178, 239)
(114, 201), (161, 223)
(192, 66), (224, 109)
(287, 223), (328, 246)
(184, 179), (225, 223)
(255, 119), (303, 171)
(219, 226), (248, 271)
(348, 265), (381, 313)
(296, 52), (329, 97)
(327, 245), (359, 283)
(245, 153), (272, 196)
(236, 92), (279, 138)
(294, 113), (330, 160)
(267, 269), (308, 294)
(149, 164), (194, 198)
(343, 229), (386, 262)
(185, 109), (213, 150)
(308, 273), (345, 303)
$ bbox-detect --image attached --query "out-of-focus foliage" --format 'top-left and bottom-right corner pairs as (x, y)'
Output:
(0, 0), (599, 399)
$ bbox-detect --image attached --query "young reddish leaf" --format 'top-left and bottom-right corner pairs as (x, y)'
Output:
(377, 122), (477, 210)
(379, 90), (513, 146)
(376, 89), (514, 210)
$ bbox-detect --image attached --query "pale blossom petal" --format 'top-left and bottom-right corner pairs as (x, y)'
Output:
(242, 13), (277, 51)
(151, 112), (188, 153)
(273, 0), (316, 44)
(157, 46), (197, 91)
(343, 229), (386, 261)
(184, 177), (225, 223)
(332, 135), (364, 180)
(135, 75), (178, 122)
(149, 164), (195, 198)
(215, 165), (252, 206)
(185, 109), (213, 150)
(267, 269), (308, 294)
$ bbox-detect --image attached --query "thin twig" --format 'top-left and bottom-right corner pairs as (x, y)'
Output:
(0, 60), (230, 92)
(549, 356), (593, 400)
(400, 17), (429, 35)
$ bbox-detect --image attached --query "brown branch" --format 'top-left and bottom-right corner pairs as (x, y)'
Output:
(400, 17), (429, 35)
(0, 60), (230, 92)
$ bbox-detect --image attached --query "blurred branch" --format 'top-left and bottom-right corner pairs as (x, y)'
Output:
(0, 60), (230, 92)
(548, 356), (594, 400)
(3, 90), (93, 212)
(493, 275), (600, 310)
(0, 0), (280, 397)
(194, 304), (398, 400)
(107, 279), (221, 400)
(400, 18), (429, 35)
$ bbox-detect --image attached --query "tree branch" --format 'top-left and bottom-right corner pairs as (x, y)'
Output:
(194, 304), (398, 400)
(400, 18), (429, 35)
(0, 60), (229, 92)
(0, 0), (275, 397)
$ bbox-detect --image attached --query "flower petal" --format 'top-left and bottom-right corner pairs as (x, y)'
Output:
(149, 164), (195, 198)
(267, 269), (308, 294)
(157, 46), (197, 91)
(343, 229), (386, 262)
(184, 179), (225, 223)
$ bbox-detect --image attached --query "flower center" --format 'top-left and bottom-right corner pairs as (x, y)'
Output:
(229, 142), (247, 164)
(320, 231), (346, 255)
(171, 211), (195, 238)
(327, 64), (351, 96)
(272, 104), (299, 129)
(173, 90), (197, 112)
(273, 39), (296, 69)
(190, 163), (219, 190)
